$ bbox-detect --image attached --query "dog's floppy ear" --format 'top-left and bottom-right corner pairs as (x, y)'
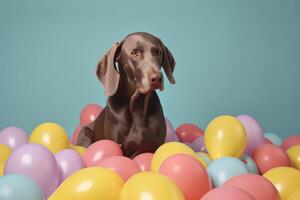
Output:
(159, 39), (176, 84)
(96, 42), (122, 96)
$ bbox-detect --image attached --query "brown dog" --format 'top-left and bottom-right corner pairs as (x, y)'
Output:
(76, 32), (176, 157)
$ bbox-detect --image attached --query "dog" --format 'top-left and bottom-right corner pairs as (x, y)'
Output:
(76, 32), (176, 157)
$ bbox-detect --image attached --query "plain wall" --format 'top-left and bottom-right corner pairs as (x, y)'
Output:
(1, 0), (299, 138)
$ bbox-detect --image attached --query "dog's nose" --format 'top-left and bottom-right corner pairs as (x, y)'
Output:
(149, 73), (162, 88)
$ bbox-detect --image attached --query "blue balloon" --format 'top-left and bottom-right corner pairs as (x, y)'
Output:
(207, 157), (248, 187)
(0, 174), (44, 200)
(264, 133), (282, 146)
(240, 154), (258, 174)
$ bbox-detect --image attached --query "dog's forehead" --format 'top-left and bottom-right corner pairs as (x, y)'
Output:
(122, 34), (161, 49)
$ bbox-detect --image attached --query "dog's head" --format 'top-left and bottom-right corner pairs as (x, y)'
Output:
(96, 32), (176, 96)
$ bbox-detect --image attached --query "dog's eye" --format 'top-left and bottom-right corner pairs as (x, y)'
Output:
(153, 49), (161, 56)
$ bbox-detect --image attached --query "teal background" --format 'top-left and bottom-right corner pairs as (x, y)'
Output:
(1, 0), (299, 138)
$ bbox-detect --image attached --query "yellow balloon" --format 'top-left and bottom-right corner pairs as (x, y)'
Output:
(0, 144), (12, 176)
(205, 115), (247, 160)
(151, 142), (207, 172)
(287, 145), (300, 170)
(70, 145), (86, 156)
(29, 122), (69, 153)
(48, 167), (124, 200)
(289, 189), (300, 200)
(120, 172), (184, 200)
(263, 167), (300, 200)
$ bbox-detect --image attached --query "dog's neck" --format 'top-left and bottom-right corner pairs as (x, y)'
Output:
(109, 66), (153, 116)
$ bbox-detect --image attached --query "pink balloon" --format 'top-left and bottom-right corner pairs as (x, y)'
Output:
(95, 156), (141, 181)
(133, 153), (153, 171)
(80, 104), (103, 126)
(252, 144), (290, 174)
(159, 154), (212, 200)
(0, 126), (28, 150)
(55, 149), (85, 183)
(164, 118), (176, 143)
(71, 125), (81, 145)
(201, 187), (255, 200)
(263, 137), (273, 144)
(4, 144), (59, 198)
(175, 123), (204, 143)
(82, 140), (123, 166)
(281, 135), (300, 151)
(236, 115), (264, 155)
(224, 174), (280, 200)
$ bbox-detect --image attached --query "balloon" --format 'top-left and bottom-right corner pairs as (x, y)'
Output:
(264, 133), (282, 146)
(48, 167), (124, 200)
(29, 122), (69, 154)
(0, 174), (44, 200)
(196, 152), (212, 165)
(207, 157), (248, 187)
(4, 144), (60, 198)
(175, 123), (204, 143)
(287, 145), (300, 170)
(201, 187), (255, 200)
(264, 137), (273, 144)
(240, 154), (258, 174)
(236, 114), (264, 155)
(83, 140), (123, 166)
(289, 189), (300, 200)
(252, 144), (290, 174)
(120, 172), (184, 200)
(95, 156), (141, 181)
(0, 126), (28, 150)
(159, 154), (212, 200)
(151, 142), (207, 172)
(55, 149), (85, 183)
(70, 145), (86, 155)
(263, 167), (300, 200)
(133, 153), (153, 171)
(224, 174), (280, 200)
(205, 115), (247, 160)
(281, 135), (300, 151)
(184, 136), (205, 152)
(0, 144), (12, 176)
(80, 104), (103, 126)
(71, 125), (81, 145)
(165, 118), (176, 143)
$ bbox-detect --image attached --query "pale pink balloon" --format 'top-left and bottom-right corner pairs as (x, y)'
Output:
(71, 125), (81, 145)
(95, 156), (141, 181)
(201, 187), (255, 200)
(133, 153), (153, 171)
(79, 104), (103, 126)
(164, 118), (176, 143)
(82, 140), (123, 166)
(224, 174), (280, 200)
(236, 115), (264, 155)
(175, 123), (204, 143)
(159, 154), (212, 200)
(0, 126), (28, 150)
(281, 134), (300, 151)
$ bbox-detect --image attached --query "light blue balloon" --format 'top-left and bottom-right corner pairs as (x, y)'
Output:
(0, 174), (44, 200)
(207, 157), (248, 187)
(264, 133), (282, 146)
(240, 154), (258, 174)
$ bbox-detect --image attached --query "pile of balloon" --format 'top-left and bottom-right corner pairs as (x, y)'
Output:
(1, 103), (300, 200)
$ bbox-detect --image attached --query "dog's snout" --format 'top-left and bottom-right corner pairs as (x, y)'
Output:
(148, 73), (162, 89)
